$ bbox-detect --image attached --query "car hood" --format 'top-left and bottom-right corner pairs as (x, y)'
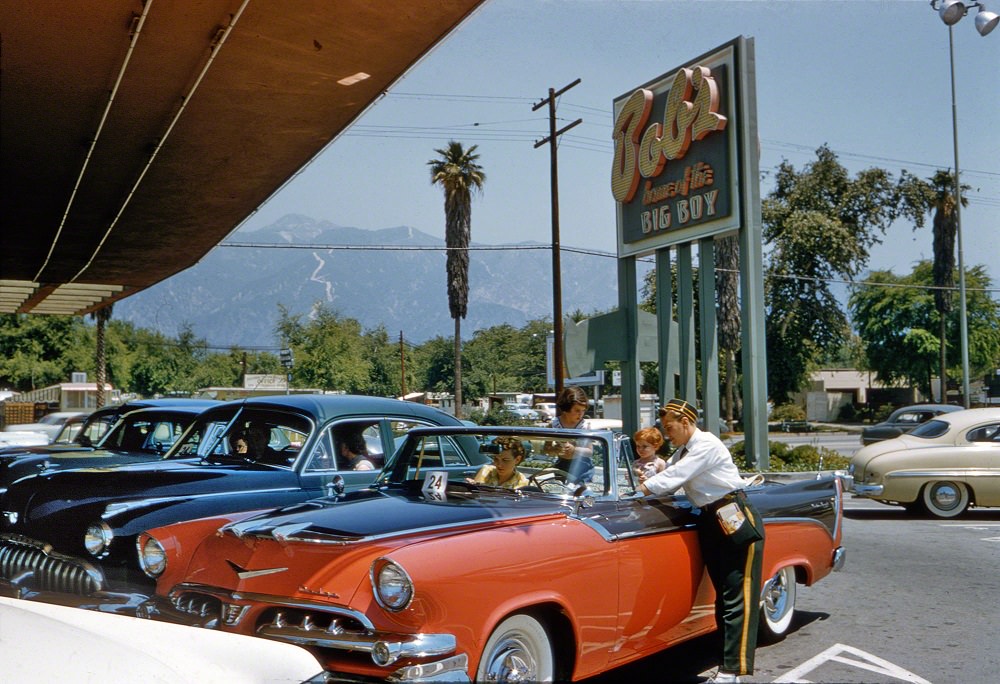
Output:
(225, 485), (571, 542)
(6, 458), (294, 520)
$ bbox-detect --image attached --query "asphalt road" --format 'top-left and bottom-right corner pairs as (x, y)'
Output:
(587, 496), (1000, 683)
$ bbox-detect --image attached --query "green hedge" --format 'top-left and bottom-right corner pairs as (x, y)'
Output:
(729, 440), (850, 472)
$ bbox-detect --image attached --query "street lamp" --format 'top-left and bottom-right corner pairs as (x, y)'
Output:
(929, 0), (996, 408)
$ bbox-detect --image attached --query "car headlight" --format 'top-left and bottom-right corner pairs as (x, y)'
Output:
(84, 521), (114, 557)
(137, 535), (167, 578)
(371, 557), (413, 611)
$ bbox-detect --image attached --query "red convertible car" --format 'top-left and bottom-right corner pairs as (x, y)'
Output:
(137, 426), (845, 683)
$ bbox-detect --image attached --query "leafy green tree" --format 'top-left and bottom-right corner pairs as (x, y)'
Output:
(276, 303), (371, 393)
(850, 261), (1000, 395)
(0, 314), (90, 390)
(363, 326), (401, 397)
(463, 323), (546, 398)
(428, 141), (486, 417)
(762, 145), (930, 403)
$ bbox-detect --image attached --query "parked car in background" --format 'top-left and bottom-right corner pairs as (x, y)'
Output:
(0, 401), (218, 497)
(0, 394), (473, 602)
(848, 407), (1000, 518)
(504, 404), (543, 422)
(860, 403), (962, 445)
(137, 425), (844, 683)
(3, 410), (92, 443)
(533, 402), (556, 421)
(0, 595), (324, 684)
(0, 398), (217, 458)
(0, 431), (50, 449)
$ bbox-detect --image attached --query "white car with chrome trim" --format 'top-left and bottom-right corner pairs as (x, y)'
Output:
(847, 407), (1000, 518)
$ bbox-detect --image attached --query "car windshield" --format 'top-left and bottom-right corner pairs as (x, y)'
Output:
(168, 406), (312, 468)
(908, 419), (951, 439)
(378, 427), (626, 498)
(98, 411), (199, 455)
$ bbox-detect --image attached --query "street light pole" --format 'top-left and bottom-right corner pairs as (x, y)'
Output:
(946, 25), (972, 408)
(929, 0), (998, 407)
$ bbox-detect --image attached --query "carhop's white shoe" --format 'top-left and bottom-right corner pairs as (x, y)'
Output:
(708, 672), (743, 683)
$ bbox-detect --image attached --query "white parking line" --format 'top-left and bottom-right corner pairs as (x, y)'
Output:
(939, 522), (1000, 542)
(773, 643), (931, 683)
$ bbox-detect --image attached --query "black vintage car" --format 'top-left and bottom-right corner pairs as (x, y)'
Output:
(0, 394), (477, 601)
(0, 400), (218, 497)
(860, 403), (963, 445)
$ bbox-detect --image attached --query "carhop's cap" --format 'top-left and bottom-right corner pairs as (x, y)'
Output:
(659, 398), (698, 423)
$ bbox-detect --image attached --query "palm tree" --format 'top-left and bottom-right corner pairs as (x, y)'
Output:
(928, 169), (967, 399)
(90, 304), (113, 406)
(427, 141), (486, 418)
(715, 235), (740, 426)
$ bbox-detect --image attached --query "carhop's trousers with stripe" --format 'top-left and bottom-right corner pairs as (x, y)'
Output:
(696, 498), (766, 676)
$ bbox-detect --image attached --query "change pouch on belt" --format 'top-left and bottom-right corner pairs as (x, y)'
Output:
(715, 495), (764, 546)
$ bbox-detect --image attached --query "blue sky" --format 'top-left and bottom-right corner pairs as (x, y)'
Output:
(237, 0), (998, 291)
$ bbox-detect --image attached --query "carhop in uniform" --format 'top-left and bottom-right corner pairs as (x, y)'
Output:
(639, 398), (765, 682)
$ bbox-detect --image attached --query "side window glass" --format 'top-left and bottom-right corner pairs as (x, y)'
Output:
(305, 429), (337, 472)
(386, 419), (434, 462)
(897, 412), (920, 424)
(967, 424), (1000, 442)
(407, 435), (456, 472)
(617, 436), (638, 496)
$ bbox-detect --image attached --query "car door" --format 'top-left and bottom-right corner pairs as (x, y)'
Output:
(962, 421), (1000, 506)
(572, 436), (712, 664)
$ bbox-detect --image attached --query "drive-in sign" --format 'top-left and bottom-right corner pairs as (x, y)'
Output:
(612, 39), (750, 257)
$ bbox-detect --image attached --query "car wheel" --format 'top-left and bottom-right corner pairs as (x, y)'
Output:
(921, 481), (969, 518)
(759, 566), (797, 642)
(476, 613), (555, 683)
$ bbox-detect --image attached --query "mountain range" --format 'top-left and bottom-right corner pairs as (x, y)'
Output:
(113, 214), (622, 348)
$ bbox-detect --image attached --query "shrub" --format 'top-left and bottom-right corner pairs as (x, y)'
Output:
(469, 406), (535, 427)
(837, 402), (860, 423)
(770, 403), (806, 422)
(729, 440), (848, 472)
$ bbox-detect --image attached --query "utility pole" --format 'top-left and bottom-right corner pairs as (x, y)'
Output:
(399, 331), (407, 398)
(533, 78), (582, 396)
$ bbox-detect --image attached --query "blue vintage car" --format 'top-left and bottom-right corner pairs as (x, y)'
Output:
(0, 394), (475, 602)
(0, 399), (219, 496)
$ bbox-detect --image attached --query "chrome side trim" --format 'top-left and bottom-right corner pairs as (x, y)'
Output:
(886, 470), (991, 479)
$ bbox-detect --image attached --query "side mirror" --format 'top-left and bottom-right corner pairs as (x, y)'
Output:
(325, 474), (346, 498)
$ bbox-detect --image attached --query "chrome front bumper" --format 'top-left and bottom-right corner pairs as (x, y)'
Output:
(840, 475), (884, 497)
(852, 483), (884, 497)
(140, 590), (468, 681)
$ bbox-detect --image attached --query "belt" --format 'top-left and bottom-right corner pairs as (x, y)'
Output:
(701, 489), (744, 513)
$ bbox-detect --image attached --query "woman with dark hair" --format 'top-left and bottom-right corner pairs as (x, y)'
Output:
(543, 386), (594, 482)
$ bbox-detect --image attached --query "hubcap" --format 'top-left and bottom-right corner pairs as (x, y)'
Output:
(932, 484), (959, 509)
(764, 574), (788, 620)
(484, 637), (536, 682)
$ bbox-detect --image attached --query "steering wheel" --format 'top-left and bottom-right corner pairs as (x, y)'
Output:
(527, 467), (573, 493)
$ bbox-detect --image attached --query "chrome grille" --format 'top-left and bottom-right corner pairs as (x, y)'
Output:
(170, 591), (223, 621)
(256, 607), (371, 649)
(0, 534), (104, 594)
